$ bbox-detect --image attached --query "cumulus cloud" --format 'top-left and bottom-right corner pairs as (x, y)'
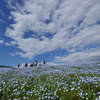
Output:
(55, 49), (100, 65)
(0, 40), (4, 44)
(5, 41), (17, 46)
(5, 0), (100, 64)
(0, 9), (5, 16)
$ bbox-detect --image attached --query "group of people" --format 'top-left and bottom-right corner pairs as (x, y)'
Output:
(18, 60), (46, 68)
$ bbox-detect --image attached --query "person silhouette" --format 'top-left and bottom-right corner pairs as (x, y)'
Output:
(18, 63), (20, 68)
(25, 62), (28, 67)
(30, 64), (33, 67)
(35, 60), (38, 66)
(43, 60), (46, 66)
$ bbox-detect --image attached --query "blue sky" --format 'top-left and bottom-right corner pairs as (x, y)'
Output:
(0, 0), (100, 66)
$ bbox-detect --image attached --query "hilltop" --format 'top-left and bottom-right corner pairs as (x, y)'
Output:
(0, 65), (14, 68)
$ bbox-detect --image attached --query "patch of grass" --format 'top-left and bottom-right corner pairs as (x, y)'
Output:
(0, 65), (13, 68)
(0, 65), (100, 100)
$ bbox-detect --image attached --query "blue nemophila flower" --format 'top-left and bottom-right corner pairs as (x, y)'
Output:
(0, 65), (100, 99)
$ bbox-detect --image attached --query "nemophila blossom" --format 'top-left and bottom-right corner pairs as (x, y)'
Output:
(82, 96), (84, 99)
(13, 99), (18, 100)
(23, 97), (27, 99)
(45, 96), (47, 98)
(79, 92), (83, 96)
(71, 87), (75, 90)
(86, 97), (89, 100)
(0, 65), (100, 99)
(66, 89), (68, 92)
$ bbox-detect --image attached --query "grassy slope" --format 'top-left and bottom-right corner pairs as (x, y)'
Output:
(0, 66), (100, 100)
(0, 65), (13, 68)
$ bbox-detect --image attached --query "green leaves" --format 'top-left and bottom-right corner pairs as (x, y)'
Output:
(0, 65), (100, 100)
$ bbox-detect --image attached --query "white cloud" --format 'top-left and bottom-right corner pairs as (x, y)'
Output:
(5, 0), (100, 64)
(65, 25), (100, 49)
(5, 41), (17, 46)
(55, 49), (100, 65)
(0, 9), (5, 16)
(0, 40), (4, 44)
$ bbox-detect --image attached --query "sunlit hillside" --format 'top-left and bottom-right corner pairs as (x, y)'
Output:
(0, 64), (100, 100)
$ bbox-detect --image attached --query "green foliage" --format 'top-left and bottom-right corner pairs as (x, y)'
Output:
(0, 66), (100, 100)
(0, 65), (13, 68)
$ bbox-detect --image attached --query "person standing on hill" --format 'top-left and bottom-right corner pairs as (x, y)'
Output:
(35, 60), (38, 66)
(43, 60), (46, 66)
(34, 60), (38, 66)
(30, 64), (33, 67)
(18, 63), (20, 68)
(25, 62), (28, 67)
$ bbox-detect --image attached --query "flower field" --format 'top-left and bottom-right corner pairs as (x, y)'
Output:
(0, 65), (100, 100)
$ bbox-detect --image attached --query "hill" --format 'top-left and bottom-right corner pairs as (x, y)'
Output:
(0, 65), (14, 68)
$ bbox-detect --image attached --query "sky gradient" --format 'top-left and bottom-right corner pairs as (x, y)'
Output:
(0, 0), (100, 66)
